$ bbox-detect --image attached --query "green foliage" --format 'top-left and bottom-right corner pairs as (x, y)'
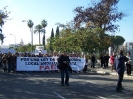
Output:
(51, 28), (54, 38)
(0, 33), (5, 45)
(0, 6), (10, 27)
(42, 34), (45, 45)
(34, 24), (43, 44)
(46, 24), (126, 54)
(0, 6), (11, 44)
(41, 19), (47, 46)
(27, 20), (34, 28)
(55, 26), (60, 37)
(110, 35), (125, 46)
(16, 44), (45, 52)
(41, 20), (47, 28)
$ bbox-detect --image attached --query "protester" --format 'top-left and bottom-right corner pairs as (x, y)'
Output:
(83, 56), (88, 72)
(2, 54), (8, 72)
(114, 50), (128, 92)
(105, 53), (110, 68)
(126, 52), (132, 76)
(58, 52), (70, 86)
(110, 53), (116, 72)
(91, 54), (96, 68)
(7, 52), (13, 73)
(100, 54), (105, 68)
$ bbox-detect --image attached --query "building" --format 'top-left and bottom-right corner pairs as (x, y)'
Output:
(20, 39), (24, 45)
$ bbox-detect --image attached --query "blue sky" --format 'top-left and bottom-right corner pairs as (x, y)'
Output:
(0, 0), (133, 45)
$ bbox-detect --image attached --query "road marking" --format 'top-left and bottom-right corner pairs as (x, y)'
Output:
(25, 73), (30, 76)
(86, 80), (96, 84)
(53, 91), (66, 99)
(71, 75), (78, 78)
(98, 96), (107, 99)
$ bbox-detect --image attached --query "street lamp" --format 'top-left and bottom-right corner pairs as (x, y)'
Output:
(22, 20), (33, 52)
(10, 34), (16, 46)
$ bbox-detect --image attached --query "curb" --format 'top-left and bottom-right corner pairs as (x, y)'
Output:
(90, 69), (133, 79)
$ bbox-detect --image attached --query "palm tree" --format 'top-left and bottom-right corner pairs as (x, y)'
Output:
(34, 24), (43, 44)
(27, 20), (34, 46)
(41, 20), (47, 46)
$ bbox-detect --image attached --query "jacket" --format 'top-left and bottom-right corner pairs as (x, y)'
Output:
(114, 55), (128, 73)
(58, 55), (70, 70)
(110, 55), (115, 64)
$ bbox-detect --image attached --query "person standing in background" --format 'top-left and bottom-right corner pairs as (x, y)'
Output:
(105, 53), (110, 68)
(126, 52), (132, 76)
(91, 54), (96, 68)
(100, 54), (105, 68)
(7, 52), (13, 73)
(110, 53), (116, 72)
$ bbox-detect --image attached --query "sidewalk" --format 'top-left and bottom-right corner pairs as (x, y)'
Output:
(87, 64), (133, 79)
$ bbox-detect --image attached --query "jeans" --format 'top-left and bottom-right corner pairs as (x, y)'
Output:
(61, 68), (69, 84)
(101, 62), (105, 68)
(116, 72), (124, 90)
(91, 62), (95, 68)
(105, 61), (109, 68)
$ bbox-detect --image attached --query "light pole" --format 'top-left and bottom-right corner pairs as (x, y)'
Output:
(22, 20), (33, 52)
(10, 34), (16, 47)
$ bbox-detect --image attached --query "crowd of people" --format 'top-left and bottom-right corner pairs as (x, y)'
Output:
(0, 51), (132, 74)
(0, 52), (87, 73)
(0, 50), (132, 91)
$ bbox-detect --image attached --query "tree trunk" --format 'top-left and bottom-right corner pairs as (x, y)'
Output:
(42, 34), (45, 46)
(39, 32), (40, 44)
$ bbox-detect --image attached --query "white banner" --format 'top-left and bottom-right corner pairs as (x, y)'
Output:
(16, 57), (85, 71)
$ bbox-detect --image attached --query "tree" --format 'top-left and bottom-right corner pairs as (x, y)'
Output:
(51, 28), (54, 38)
(111, 35), (125, 46)
(0, 6), (11, 44)
(41, 19), (47, 46)
(0, 29), (2, 33)
(0, 33), (5, 44)
(73, 0), (125, 33)
(27, 19), (34, 49)
(34, 24), (43, 44)
(49, 28), (54, 52)
(42, 33), (45, 46)
(55, 26), (59, 37)
(0, 6), (11, 27)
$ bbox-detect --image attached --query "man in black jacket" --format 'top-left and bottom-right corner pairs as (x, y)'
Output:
(58, 52), (70, 86)
(114, 50), (128, 92)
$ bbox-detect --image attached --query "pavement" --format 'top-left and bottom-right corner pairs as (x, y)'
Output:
(87, 63), (133, 79)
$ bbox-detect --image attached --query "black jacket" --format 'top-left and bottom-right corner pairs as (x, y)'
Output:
(58, 55), (70, 70)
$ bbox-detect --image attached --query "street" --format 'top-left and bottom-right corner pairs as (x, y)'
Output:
(0, 70), (133, 99)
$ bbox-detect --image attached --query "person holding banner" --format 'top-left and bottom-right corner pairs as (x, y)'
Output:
(58, 52), (70, 86)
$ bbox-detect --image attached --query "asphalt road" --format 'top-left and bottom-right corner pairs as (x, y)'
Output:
(0, 70), (133, 99)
